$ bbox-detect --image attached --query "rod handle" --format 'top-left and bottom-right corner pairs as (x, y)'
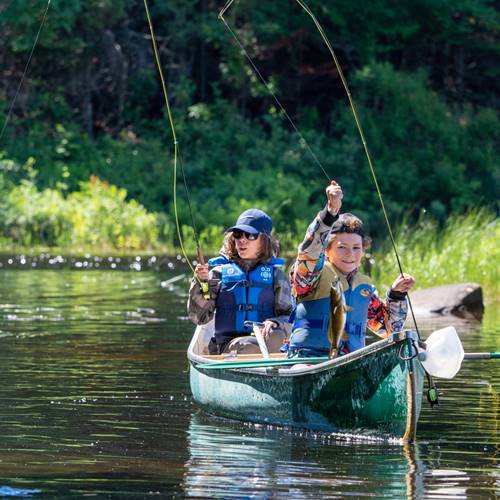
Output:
(197, 246), (206, 265)
(196, 246), (209, 299)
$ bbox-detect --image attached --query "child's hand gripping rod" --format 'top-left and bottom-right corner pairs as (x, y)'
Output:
(244, 321), (270, 359)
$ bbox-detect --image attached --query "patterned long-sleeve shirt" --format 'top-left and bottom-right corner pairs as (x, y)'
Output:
(188, 259), (293, 333)
(290, 206), (408, 336)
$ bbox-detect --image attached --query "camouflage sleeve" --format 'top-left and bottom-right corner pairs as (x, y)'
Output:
(291, 207), (338, 298)
(367, 288), (408, 336)
(386, 290), (408, 333)
(187, 268), (221, 325)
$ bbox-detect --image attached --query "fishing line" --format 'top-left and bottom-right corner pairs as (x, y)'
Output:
(143, 0), (207, 286)
(220, 0), (422, 338)
(178, 143), (202, 251)
(219, 1), (330, 182)
(0, 0), (52, 144)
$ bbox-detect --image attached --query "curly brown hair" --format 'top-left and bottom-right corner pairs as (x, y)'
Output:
(220, 231), (280, 263)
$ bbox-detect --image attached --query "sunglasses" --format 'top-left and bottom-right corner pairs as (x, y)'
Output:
(232, 230), (259, 241)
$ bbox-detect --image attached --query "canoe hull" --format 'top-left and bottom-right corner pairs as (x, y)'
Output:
(189, 333), (425, 442)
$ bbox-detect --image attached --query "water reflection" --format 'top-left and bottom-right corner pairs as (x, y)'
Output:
(184, 408), (500, 498)
(0, 269), (192, 497)
(184, 412), (427, 498)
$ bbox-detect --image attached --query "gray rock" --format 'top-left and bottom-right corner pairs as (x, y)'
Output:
(409, 283), (484, 320)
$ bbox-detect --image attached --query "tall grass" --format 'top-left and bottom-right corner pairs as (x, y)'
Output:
(370, 210), (499, 302)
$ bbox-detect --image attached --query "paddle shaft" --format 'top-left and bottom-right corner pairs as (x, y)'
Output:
(463, 352), (500, 360)
(197, 352), (500, 370)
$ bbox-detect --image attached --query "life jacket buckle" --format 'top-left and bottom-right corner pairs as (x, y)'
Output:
(238, 304), (255, 311)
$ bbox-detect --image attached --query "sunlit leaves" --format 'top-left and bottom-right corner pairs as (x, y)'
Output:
(0, 175), (160, 250)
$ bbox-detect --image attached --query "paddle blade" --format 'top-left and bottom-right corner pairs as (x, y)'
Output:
(253, 325), (270, 359)
(420, 326), (464, 379)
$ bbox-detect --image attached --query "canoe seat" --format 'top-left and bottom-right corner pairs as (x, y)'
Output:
(190, 321), (288, 360)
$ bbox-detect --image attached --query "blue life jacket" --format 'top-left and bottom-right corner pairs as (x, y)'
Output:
(340, 276), (376, 353)
(289, 261), (375, 355)
(208, 256), (285, 336)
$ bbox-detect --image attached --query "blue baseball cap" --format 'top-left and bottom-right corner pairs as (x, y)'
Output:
(226, 208), (273, 235)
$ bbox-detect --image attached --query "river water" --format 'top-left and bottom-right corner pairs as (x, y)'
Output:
(0, 267), (498, 498)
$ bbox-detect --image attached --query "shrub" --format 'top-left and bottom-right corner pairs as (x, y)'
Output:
(0, 175), (163, 250)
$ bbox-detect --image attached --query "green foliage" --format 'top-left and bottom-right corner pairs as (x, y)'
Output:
(2, 120), (173, 212)
(2, 62), (498, 244)
(370, 210), (499, 301)
(4, 178), (69, 246)
(65, 177), (160, 250)
(2, 0), (128, 51)
(0, 0), (498, 265)
(0, 176), (163, 250)
(329, 62), (500, 232)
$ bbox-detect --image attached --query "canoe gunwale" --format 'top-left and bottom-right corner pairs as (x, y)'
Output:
(188, 329), (419, 378)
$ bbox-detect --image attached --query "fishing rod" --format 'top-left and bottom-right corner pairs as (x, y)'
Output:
(142, 0), (209, 297)
(0, 0), (52, 144)
(219, 0), (421, 337)
(219, 0), (442, 403)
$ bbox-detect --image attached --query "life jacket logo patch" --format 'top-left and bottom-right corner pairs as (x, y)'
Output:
(360, 289), (370, 297)
(227, 268), (235, 275)
(261, 267), (272, 280)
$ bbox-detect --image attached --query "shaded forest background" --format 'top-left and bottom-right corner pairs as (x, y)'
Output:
(0, 0), (498, 251)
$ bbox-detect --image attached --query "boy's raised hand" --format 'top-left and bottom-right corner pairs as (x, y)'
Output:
(326, 180), (343, 215)
(391, 273), (415, 294)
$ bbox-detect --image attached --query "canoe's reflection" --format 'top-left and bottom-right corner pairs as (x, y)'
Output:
(183, 411), (426, 498)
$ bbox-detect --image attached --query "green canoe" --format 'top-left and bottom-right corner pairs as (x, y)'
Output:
(188, 325), (425, 443)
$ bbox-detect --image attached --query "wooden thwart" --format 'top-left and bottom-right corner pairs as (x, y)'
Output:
(201, 352), (286, 362)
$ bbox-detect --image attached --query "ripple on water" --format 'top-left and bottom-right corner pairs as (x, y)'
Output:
(0, 486), (42, 497)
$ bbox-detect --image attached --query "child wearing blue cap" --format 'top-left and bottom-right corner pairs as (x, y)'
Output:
(188, 209), (293, 355)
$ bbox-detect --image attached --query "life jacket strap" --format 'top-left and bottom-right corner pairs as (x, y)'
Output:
(224, 279), (272, 289)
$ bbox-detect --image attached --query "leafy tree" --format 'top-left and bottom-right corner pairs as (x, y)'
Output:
(0, 0), (497, 246)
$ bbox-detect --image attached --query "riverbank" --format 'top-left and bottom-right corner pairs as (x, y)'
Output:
(0, 208), (497, 301)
